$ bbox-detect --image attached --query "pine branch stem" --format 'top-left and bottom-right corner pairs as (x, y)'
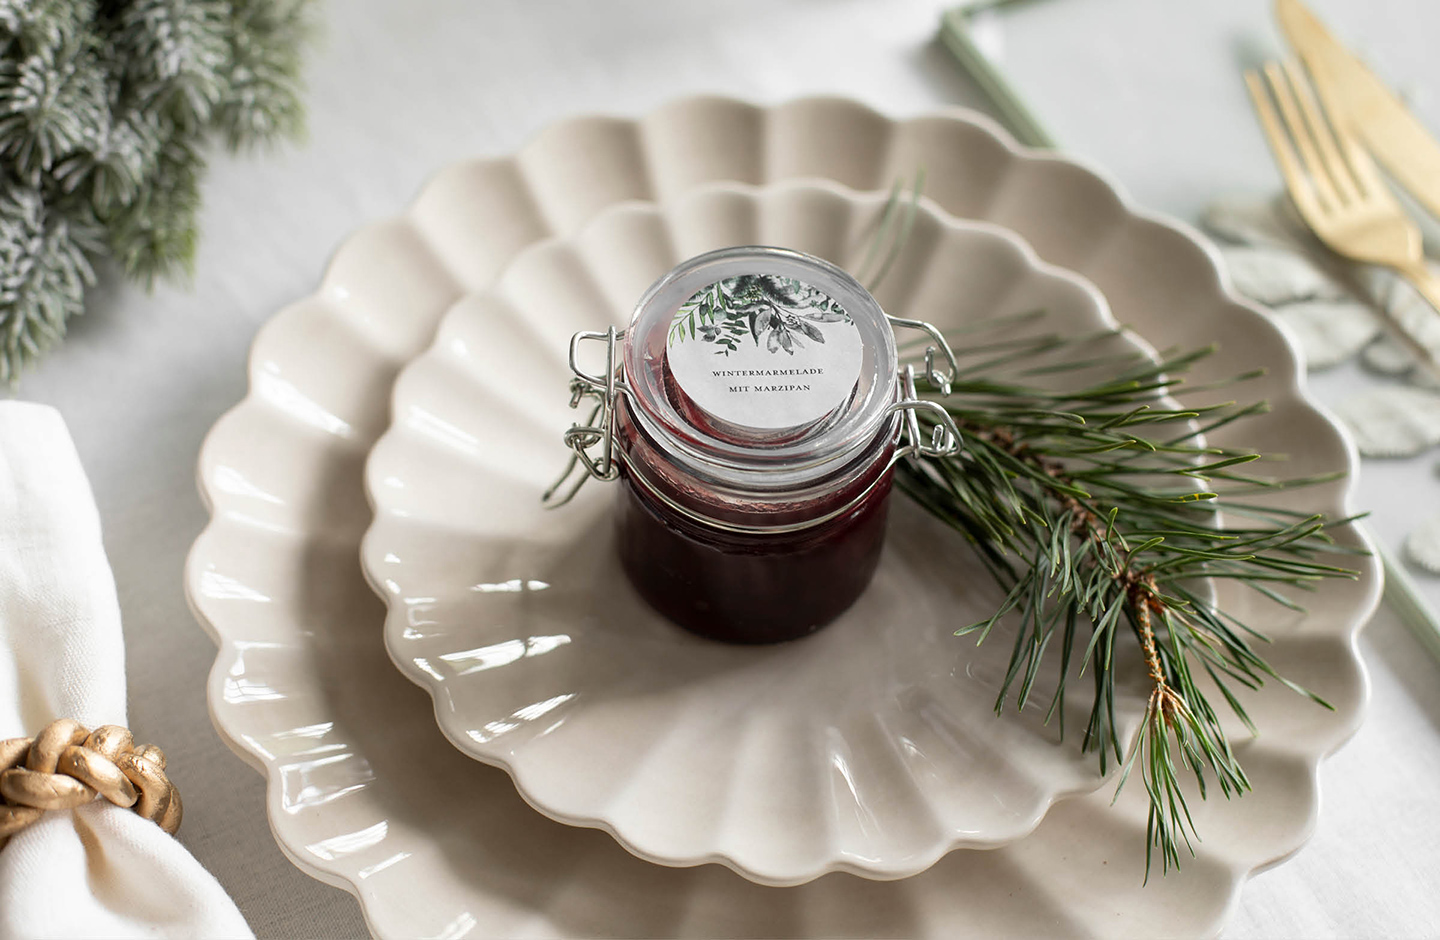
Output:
(971, 413), (1178, 712)
(918, 368), (1354, 879)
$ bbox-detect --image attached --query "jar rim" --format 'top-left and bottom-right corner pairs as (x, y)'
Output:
(621, 246), (899, 490)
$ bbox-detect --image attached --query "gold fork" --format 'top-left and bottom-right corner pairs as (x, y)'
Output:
(1245, 58), (1440, 376)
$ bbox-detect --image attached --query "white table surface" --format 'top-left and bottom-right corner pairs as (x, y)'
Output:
(17, 0), (1440, 936)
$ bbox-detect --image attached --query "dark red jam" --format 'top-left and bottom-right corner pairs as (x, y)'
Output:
(613, 396), (895, 644)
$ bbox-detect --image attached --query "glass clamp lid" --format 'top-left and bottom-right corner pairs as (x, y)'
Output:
(543, 246), (962, 510)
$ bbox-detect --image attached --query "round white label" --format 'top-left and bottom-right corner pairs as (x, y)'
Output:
(665, 274), (863, 430)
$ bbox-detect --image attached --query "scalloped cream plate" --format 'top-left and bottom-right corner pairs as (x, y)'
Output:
(362, 182), (1153, 886)
(188, 97), (1378, 937)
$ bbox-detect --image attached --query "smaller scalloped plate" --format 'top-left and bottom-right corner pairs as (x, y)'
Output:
(360, 181), (1158, 886)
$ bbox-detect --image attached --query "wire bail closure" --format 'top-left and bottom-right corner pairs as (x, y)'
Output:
(886, 315), (959, 396)
(543, 316), (963, 509)
(890, 364), (961, 463)
(542, 326), (628, 508)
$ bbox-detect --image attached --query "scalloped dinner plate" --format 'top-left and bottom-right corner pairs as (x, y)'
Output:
(188, 97), (1378, 938)
(361, 181), (1159, 886)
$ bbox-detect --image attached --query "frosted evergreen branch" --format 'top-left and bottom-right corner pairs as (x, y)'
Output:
(0, 0), (315, 383)
(217, 0), (314, 147)
(115, 0), (230, 131)
(0, 35), (107, 184)
(0, 181), (98, 384)
(104, 132), (202, 285)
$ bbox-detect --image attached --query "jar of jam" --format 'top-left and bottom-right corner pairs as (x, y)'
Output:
(547, 247), (959, 644)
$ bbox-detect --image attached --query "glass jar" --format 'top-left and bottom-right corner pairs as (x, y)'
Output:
(547, 246), (958, 644)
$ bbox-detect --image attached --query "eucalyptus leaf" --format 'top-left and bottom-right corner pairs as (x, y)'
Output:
(1334, 386), (1440, 457)
(1218, 245), (1345, 307)
(796, 319), (825, 343)
(1362, 267), (1440, 360)
(1361, 334), (1416, 377)
(1405, 513), (1440, 575)
(1274, 300), (1379, 370)
(1201, 195), (1297, 248)
(1412, 366), (1440, 390)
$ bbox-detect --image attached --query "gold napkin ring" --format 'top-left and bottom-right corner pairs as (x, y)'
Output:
(0, 719), (182, 846)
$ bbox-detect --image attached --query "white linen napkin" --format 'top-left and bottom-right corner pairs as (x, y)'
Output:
(0, 402), (251, 939)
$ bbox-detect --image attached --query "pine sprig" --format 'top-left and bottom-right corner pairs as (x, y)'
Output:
(894, 320), (1360, 878)
(0, 0), (316, 383)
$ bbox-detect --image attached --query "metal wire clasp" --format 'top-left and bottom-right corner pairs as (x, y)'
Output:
(889, 365), (962, 463)
(542, 326), (628, 508)
(542, 318), (961, 509)
(887, 315), (959, 395)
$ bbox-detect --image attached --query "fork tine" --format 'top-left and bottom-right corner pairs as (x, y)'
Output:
(1244, 69), (1324, 222)
(1263, 61), (1341, 212)
(1295, 63), (1393, 205)
(1280, 59), (1360, 205)
(1335, 120), (1388, 201)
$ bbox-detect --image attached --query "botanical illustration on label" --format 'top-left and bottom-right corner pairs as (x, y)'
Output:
(666, 274), (864, 429)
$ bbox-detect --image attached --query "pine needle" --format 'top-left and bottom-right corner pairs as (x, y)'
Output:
(858, 168), (1360, 882)
(894, 328), (1360, 879)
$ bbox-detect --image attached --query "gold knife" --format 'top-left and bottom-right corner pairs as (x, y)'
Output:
(1276, 0), (1440, 220)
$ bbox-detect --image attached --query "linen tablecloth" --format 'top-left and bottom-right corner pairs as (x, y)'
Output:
(17, 0), (1440, 935)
